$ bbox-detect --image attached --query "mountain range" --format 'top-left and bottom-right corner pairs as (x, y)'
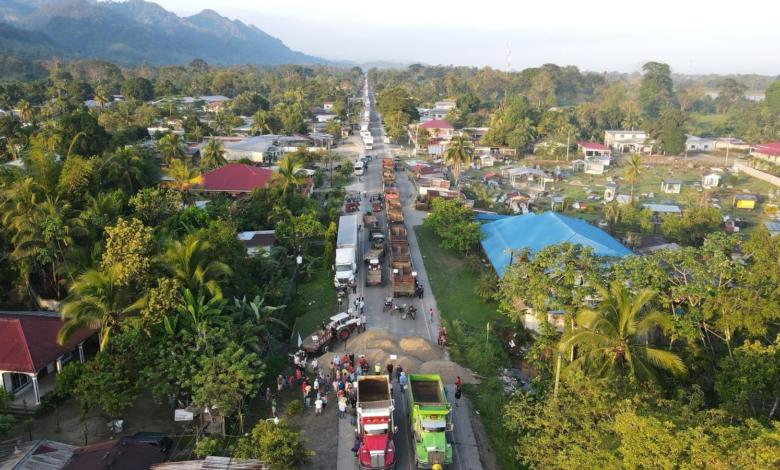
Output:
(0, 0), (327, 66)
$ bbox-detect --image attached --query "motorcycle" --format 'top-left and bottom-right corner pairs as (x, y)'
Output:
(402, 305), (417, 320)
(390, 303), (404, 316)
(382, 296), (393, 312)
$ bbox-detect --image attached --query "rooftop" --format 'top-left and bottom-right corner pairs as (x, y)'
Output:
(62, 438), (166, 470)
(237, 230), (275, 248)
(0, 312), (96, 373)
(480, 212), (632, 276)
(0, 439), (76, 470)
(200, 164), (273, 193)
(418, 120), (454, 130)
(576, 141), (611, 151)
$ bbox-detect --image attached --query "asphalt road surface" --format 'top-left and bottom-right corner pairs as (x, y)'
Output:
(334, 83), (483, 470)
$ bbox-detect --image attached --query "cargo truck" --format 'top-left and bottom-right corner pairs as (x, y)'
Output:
(356, 376), (397, 470)
(407, 374), (453, 469)
(334, 215), (358, 288)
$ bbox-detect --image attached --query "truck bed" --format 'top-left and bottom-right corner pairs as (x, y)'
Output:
(409, 379), (444, 404)
(358, 377), (391, 403)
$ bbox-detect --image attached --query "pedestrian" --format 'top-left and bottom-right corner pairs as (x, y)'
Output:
(314, 378), (320, 391)
(437, 327), (443, 346)
(361, 313), (367, 331)
(396, 365), (403, 383)
(354, 298), (359, 310)
(352, 282), (357, 294)
(315, 394), (323, 416)
(386, 363), (394, 378)
(359, 300), (365, 314)
(356, 315), (363, 333)
(356, 364), (363, 377)
(305, 386), (313, 408)
(295, 368), (302, 385)
(349, 352), (355, 366)
(456, 376), (462, 392)
(343, 354), (349, 366)
(271, 395), (277, 418)
(339, 399), (347, 419)
(399, 372), (407, 392)
(287, 375), (294, 390)
(455, 387), (461, 407)
(282, 376), (289, 391)
(265, 384), (272, 408)
(418, 284), (424, 299)
(351, 434), (362, 458)
(374, 363), (381, 375)
(350, 403), (357, 425)
(277, 375), (283, 393)
(311, 357), (318, 374)
(334, 354), (341, 369)
(427, 308), (434, 324)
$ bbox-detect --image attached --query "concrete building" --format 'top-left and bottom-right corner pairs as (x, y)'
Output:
(685, 135), (716, 152)
(604, 130), (652, 154)
(661, 178), (683, 194)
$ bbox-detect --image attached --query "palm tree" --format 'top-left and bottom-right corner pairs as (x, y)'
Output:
(623, 154), (644, 202)
(474, 272), (498, 303)
(94, 88), (110, 108)
(157, 236), (232, 298)
(558, 282), (686, 383)
(176, 288), (230, 342)
(15, 99), (32, 122)
(443, 135), (474, 188)
(211, 111), (233, 135)
(157, 133), (187, 164)
(271, 154), (308, 197)
(250, 110), (273, 136)
(106, 147), (148, 194)
(162, 159), (202, 203)
(58, 267), (146, 351)
(199, 137), (228, 171)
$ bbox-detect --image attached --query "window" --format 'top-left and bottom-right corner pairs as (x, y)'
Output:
(11, 373), (30, 392)
(620, 134), (625, 138)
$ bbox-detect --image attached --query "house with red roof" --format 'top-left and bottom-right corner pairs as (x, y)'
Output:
(0, 311), (96, 405)
(411, 120), (455, 150)
(199, 164), (313, 198)
(752, 142), (780, 162)
(576, 141), (612, 158)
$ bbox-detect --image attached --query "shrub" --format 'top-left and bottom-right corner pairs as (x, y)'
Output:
(287, 399), (305, 416)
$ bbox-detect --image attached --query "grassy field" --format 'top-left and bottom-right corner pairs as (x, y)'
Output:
(286, 272), (339, 350)
(414, 225), (505, 328)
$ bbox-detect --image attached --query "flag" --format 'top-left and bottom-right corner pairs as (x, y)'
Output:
(298, 334), (303, 348)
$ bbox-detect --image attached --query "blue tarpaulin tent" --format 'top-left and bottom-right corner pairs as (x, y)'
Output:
(480, 212), (633, 277)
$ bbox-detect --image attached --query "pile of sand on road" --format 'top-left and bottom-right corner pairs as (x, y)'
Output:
(315, 330), (479, 385)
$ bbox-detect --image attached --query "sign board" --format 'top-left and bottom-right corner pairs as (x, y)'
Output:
(390, 355), (397, 360)
(175, 410), (194, 421)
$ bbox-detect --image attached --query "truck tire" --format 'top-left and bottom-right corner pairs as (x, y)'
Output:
(338, 328), (350, 341)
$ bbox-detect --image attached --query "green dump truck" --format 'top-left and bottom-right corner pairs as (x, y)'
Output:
(406, 374), (453, 468)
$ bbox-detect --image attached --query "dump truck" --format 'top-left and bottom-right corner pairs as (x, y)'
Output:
(382, 169), (394, 180)
(383, 179), (396, 193)
(387, 198), (402, 213)
(365, 258), (383, 287)
(407, 374), (453, 468)
(391, 269), (416, 297)
(383, 157), (393, 169)
(356, 376), (397, 470)
(388, 225), (407, 242)
(384, 187), (399, 200)
(369, 227), (385, 248)
(387, 210), (404, 224)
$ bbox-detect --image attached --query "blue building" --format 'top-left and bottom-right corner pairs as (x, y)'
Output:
(480, 212), (633, 277)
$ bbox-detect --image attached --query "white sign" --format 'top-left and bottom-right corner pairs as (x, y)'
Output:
(175, 410), (194, 421)
(390, 355), (397, 360)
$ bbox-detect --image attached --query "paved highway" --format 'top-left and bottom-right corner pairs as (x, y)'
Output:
(334, 82), (483, 470)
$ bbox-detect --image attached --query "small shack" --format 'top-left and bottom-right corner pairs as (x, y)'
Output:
(733, 194), (757, 211)
(701, 172), (721, 188)
(661, 178), (682, 194)
(584, 157), (610, 175)
(479, 155), (495, 167)
(643, 204), (682, 219)
(604, 182), (619, 203)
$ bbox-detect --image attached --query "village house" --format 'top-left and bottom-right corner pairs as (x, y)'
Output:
(733, 194), (758, 210)
(751, 142), (780, 162)
(237, 230), (275, 255)
(702, 171), (721, 188)
(604, 130), (652, 154)
(323, 101), (334, 110)
(685, 135), (716, 152)
(222, 136), (279, 163)
(199, 164), (273, 197)
(576, 141), (612, 158)
(0, 311), (96, 406)
(714, 137), (750, 151)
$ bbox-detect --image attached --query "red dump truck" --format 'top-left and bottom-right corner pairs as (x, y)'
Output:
(356, 376), (397, 470)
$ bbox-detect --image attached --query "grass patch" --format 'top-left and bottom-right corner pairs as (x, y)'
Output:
(464, 380), (520, 470)
(414, 225), (504, 328)
(287, 271), (338, 351)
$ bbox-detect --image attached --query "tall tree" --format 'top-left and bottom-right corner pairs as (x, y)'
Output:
(199, 137), (228, 171)
(271, 154), (308, 197)
(157, 237), (232, 298)
(161, 159), (202, 203)
(559, 282), (686, 382)
(157, 133), (187, 164)
(623, 154), (643, 201)
(639, 62), (674, 118)
(106, 147), (149, 194)
(443, 135), (473, 187)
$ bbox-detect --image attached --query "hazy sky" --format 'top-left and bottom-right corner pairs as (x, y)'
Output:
(150, 0), (780, 75)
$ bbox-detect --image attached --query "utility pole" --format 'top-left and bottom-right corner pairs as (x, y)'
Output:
(566, 127), (571, 162)
(554, 352), (562, 398)
(725, 133), (731, 167)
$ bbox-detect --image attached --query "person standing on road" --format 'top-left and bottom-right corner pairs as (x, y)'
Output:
(315, 394), (323, 416)
(277, 375), (283, 393)
(338, 398), (347, 419)
(359, 299), (365, 314)
(270, 395), (277, 418)
(386, 363), (394, 378)
(352, 282), (357, 294)
(396, 365), (403, 383)
(361, 313), (367, 331)
(455, 387), (462, 407)
(418, 285), (424, 299)
(374, 363), (381, 375)
(428, 308), (434, 324)
(456, 376), (462, 392)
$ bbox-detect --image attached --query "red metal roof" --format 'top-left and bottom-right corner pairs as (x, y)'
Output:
(200, 164), (273, 193)
(483, 172), (497, 179)
(419, 120), (454, 130)
(0, 313), (96, 373)
(755, 142), (780, 156)
(577, 141), (611, 151)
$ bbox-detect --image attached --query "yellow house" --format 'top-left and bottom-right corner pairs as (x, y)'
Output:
(733, 194), (757, 211)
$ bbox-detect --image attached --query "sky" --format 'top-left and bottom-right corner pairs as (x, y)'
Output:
(149, 0), (780, 75)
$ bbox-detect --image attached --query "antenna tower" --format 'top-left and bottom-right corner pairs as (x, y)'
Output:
(506, 43), (512, 78)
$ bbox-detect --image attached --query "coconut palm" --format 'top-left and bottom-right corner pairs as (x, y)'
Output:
(161, 159), (202, 203)
(271, 154), (308, 197)
(106, 147), (149, 194)
(58, 267), (146, 351)
(623, 154), (644, 202)
(157, 133), (187, 164)
(199, 137), (228, 170)
(211, 111), (233, 135)
(250, 110), (273, 136)
(94, 88), (110, 108)
(15, 99), (32, 122)
(558, 282), (687, 383)
(443, 135), (474, 188)
(157, 236), (232, 298)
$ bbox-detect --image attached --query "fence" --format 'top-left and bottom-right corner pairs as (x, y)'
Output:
(733, 161), (780, 188)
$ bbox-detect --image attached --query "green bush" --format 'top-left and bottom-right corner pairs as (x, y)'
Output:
(287, 399), (305, 416)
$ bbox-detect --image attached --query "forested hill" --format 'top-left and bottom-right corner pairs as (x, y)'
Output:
(0, 0), (326, 66)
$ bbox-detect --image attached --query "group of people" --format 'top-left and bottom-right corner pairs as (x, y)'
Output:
(437, 326), (448, 346)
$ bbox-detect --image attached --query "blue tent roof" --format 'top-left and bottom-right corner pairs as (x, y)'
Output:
(480, 212), (633, 277)
(474, 213), (514, 222)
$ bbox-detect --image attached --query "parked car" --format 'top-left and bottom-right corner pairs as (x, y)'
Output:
(131, 432), (172, 452)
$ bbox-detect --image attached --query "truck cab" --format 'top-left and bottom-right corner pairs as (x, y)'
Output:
(334, 248), (357, 287)
(357, 376), (397, 470)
